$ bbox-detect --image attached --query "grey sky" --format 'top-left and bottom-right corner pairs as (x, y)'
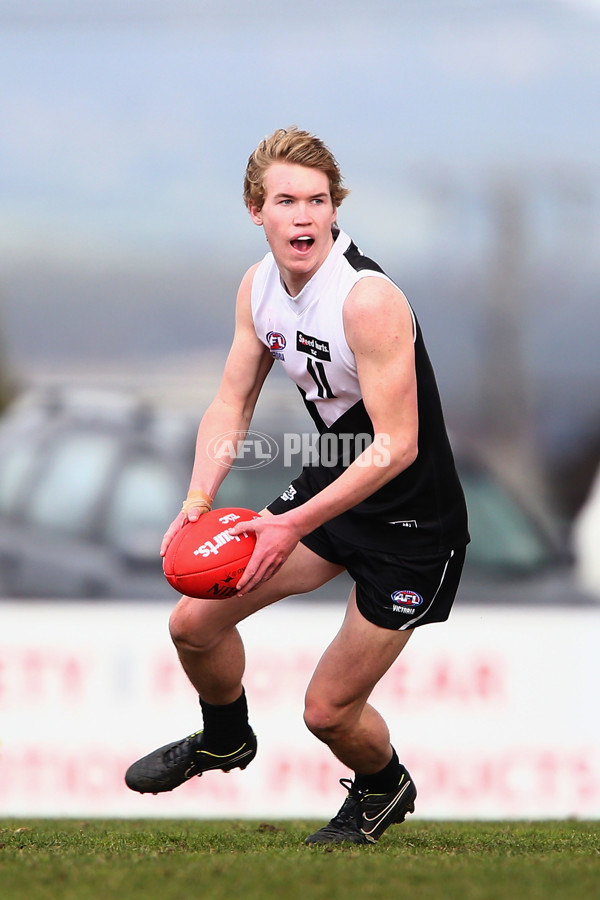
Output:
(1, 0), (599, 268)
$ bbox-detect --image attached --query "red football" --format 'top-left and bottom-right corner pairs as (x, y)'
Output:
(163, 507), (260, 598)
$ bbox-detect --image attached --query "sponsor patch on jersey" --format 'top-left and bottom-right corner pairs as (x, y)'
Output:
(296, 330), (331, 361)
(267, 331), (286, 359)
(391, 590), (424, 608)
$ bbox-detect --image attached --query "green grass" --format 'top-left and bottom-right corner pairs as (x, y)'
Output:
(1, 819), (599, 900)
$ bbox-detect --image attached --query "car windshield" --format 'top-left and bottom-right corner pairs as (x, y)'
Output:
(0, 441), (38, 513)
(27, 431), (121, 537)
(460, 467), (556, 576)
(104, 454), (183, 559)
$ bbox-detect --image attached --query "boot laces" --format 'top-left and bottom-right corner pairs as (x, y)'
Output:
(329, 778), (363, 828)
(163, 731), (202, 767)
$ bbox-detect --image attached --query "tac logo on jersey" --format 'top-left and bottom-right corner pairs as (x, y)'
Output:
(296, 330), (331, 361)
(391, 590), (423, 607)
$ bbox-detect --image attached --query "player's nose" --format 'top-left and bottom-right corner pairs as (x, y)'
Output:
(293, 202), (312, 224)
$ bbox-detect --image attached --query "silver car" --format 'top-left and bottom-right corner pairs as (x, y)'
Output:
(0, 387), (595, 605)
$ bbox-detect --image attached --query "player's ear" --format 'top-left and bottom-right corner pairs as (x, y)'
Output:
(248, 204), (263, 226)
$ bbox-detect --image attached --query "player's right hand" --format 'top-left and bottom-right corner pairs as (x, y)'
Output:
(160, 489), (213, 557)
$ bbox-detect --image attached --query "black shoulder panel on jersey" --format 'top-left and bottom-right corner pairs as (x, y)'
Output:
(343, 241), (387, 275)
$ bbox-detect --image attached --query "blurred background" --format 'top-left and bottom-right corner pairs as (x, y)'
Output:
(1, 0), (599, 600)
(1, 0), (600, 822)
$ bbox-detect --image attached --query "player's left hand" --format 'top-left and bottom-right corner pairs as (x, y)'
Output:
(229, 512), (302, 595)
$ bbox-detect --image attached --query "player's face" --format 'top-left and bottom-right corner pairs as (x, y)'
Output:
(249, 162), (337, 296)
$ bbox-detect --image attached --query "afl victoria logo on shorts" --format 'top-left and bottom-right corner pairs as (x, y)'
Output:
(391, 590), (424, 616)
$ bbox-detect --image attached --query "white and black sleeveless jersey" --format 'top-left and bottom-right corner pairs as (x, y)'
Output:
(251, 228), (469, 554)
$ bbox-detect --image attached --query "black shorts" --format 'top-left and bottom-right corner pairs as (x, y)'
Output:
(268, 497), (466, 632)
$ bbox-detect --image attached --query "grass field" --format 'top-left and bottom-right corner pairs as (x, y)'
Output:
(1, 819), (599, 900)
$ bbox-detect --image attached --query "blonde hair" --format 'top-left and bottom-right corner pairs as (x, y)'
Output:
(243, 127), (350, 212)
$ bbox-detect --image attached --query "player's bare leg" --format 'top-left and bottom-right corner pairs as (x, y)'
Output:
(304, 588), (412, 771)
(169, 538), (344, 702)
(304, 589), (417, 844)
(125, 531), (343, 795)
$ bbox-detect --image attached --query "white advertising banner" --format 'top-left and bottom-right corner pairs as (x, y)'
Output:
(0, 600), (599, 820)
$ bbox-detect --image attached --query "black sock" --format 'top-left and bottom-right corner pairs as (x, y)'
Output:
(354, 748), (402, 794)
(199, 688), (252, 752)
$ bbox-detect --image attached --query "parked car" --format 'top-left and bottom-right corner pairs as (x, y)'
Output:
(0, 386), (596, 605)
(0, 386), (293, 600)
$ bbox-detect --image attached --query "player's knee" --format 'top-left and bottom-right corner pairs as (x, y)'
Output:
(168, 604), (194, 649)
(303, 695), (350, 744)
(168, 598), (219, 654)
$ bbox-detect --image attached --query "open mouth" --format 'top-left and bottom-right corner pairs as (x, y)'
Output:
(290, 236), (314, 253)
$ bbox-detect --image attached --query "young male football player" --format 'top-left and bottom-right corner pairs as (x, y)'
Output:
(126, 127), (469, 844)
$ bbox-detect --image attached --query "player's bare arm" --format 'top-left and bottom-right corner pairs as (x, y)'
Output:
(188, 264), (273, 494)
(160, 264), (273, 555)
(233, 277), (418, 592)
